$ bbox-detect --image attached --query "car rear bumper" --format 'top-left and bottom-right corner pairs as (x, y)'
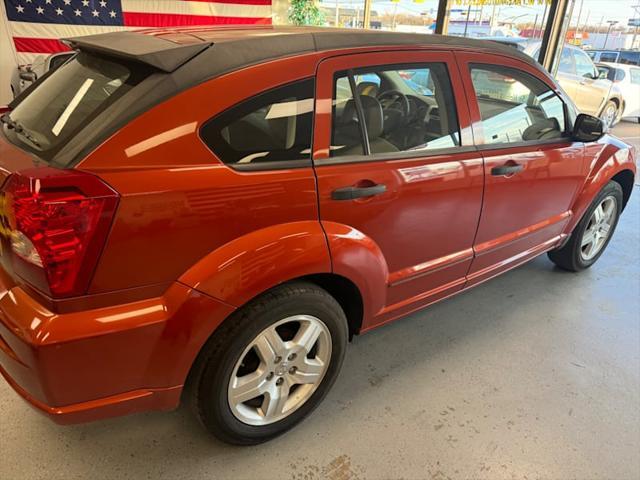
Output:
(0, 268), (235, 424)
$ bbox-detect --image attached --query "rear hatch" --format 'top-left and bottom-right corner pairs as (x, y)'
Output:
(0, 51), (146, 300)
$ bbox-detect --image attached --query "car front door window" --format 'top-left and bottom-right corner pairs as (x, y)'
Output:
(469, 64), (567, 145)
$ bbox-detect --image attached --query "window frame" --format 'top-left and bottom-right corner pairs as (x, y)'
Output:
(458, 53), (574, 151)
(199, 77), (316, 172)
(315, 52), (471, 167)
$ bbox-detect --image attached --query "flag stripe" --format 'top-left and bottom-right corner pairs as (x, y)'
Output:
(123, 12), (271, 27)
(9, 22), (131, 40)
(121, 0), (271, 18)
(13, 37), (71, 54)
(185, 0), (272, 5)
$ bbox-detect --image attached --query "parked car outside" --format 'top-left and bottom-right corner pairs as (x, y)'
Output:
(9, 51), (75, 98)
(597, 62), (640, 123)
(586, 49), (640, 66)
(0, 27), (636, 445)
(493, 38), (625, 128)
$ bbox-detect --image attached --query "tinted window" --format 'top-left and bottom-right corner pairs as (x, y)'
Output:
(630, 68), (640, 85)
(3, 52), (147, 163)
(201, 79), (314, 166)
(573, 49), (596, 78)
(619, 51), (640, 65)
(470, 64), (567, 144)
(331, 63), (460, 157)
(599, 52), (619, 62)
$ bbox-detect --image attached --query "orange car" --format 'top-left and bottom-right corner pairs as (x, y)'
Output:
(0, 27), (636, 445)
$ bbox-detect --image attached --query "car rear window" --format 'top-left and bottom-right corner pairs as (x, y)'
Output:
(2, 52), (149, 164)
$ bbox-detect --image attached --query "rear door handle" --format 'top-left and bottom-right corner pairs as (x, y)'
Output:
(331, 184), (386, 200)
(491, 164), (523, 176)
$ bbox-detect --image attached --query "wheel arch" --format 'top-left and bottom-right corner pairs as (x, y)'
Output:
(611, 169), (635, 211)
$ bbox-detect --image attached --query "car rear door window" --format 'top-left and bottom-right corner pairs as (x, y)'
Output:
(330, 63), (460, 157)
(619, 51), (640, 65)
(599, 51), (619, 63)
(200, 79), (314, 168)
(630, 68), (640, 85)
(470, 64), (567, 145)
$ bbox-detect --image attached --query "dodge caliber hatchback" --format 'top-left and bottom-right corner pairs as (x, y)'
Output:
(0, 26), (636, 445)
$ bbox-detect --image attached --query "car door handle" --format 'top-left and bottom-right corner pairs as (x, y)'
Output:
(331, 184), (386, 200)
(491, 164), (523, 176)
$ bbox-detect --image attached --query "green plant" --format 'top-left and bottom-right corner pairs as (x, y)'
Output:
(288, 0), (325, 26)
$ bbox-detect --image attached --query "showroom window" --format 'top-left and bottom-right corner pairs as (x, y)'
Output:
(330, 63), (460, 157)
(200, 79), (314, 167)
(470, 64), (567, 145)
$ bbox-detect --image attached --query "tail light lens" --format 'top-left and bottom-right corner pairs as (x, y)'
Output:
(0, 167), (118, 298)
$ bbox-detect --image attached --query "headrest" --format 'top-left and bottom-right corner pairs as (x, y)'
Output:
(356, 81), (379, 97)
(342, 95), (384, 139)
(522, 118), (561, 141)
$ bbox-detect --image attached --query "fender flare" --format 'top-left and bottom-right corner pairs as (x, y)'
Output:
(321, 221), (389, 323)
(566, 140), (636, 234)
(179, 221), (332, 307)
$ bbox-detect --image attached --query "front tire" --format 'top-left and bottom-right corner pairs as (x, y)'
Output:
(189, 282), (348, 445)
(548, 181), (623, 272)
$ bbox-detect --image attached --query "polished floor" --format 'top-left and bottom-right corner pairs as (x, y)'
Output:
(1, 123), (639, 480)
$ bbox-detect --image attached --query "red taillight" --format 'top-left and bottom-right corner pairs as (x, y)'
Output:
(1, 167), (118, 298)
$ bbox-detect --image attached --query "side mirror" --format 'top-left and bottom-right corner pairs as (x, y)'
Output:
(19, 71), (36, 82)
(573, 113), (604, 142)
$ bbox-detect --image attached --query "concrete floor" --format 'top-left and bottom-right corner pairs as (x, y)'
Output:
(1, 123), (639, 480)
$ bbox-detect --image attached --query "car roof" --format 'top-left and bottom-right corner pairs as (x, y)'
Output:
(600, 61), (638, 71)
(65, 25), (539, 74)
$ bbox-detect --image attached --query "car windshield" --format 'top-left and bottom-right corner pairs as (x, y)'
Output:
(2, 52), (147, 163)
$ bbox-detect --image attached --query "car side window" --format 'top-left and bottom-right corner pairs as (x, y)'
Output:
(200, 79), (314, 167)
(469, 64), (567, 145)
(330, 63), (460, 158)
(599, 52), (618, 63)
(573, 50), (597, 79)
(619, 51), (640, 65)
(630, 68), (640, 85)
(558, 48), (575, 75)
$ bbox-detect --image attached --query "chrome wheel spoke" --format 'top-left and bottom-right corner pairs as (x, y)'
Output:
(293, 320), (323, 354)
(262, 382), (290, 419)
(581, 229), (596, 248)
(229, 370), (267, 405)
(593, 204), (604, 224)
(254, 328), (286, 363)
(292, 358), (325, 384)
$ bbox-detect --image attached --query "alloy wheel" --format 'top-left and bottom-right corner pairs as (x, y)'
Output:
(227, 315), (332, 426)
(580, 196), (617, 261)
(601, 104), (617, 129)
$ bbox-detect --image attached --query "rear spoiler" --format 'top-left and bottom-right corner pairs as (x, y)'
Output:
(62, 31), (211, 72)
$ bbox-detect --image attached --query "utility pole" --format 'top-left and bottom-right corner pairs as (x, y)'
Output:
(603, 20), (618, 49)
(334, 0), (339, 27)
(462, 3), (471, 37)
(363, 0), (372, 29)
(574, 0), (584, 36)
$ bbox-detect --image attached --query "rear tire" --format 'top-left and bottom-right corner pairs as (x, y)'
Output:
(548, 181), (623, 272)
(189, 282), (348, 445)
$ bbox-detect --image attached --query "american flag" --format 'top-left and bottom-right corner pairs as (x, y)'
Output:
(4, 0), (273, 64)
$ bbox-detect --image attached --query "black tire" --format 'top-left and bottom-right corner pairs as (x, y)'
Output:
(188, 281), (348, 445)
(548, 181), (623, 272)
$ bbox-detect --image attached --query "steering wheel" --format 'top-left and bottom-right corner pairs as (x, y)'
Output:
(377, 90), (410, 133)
